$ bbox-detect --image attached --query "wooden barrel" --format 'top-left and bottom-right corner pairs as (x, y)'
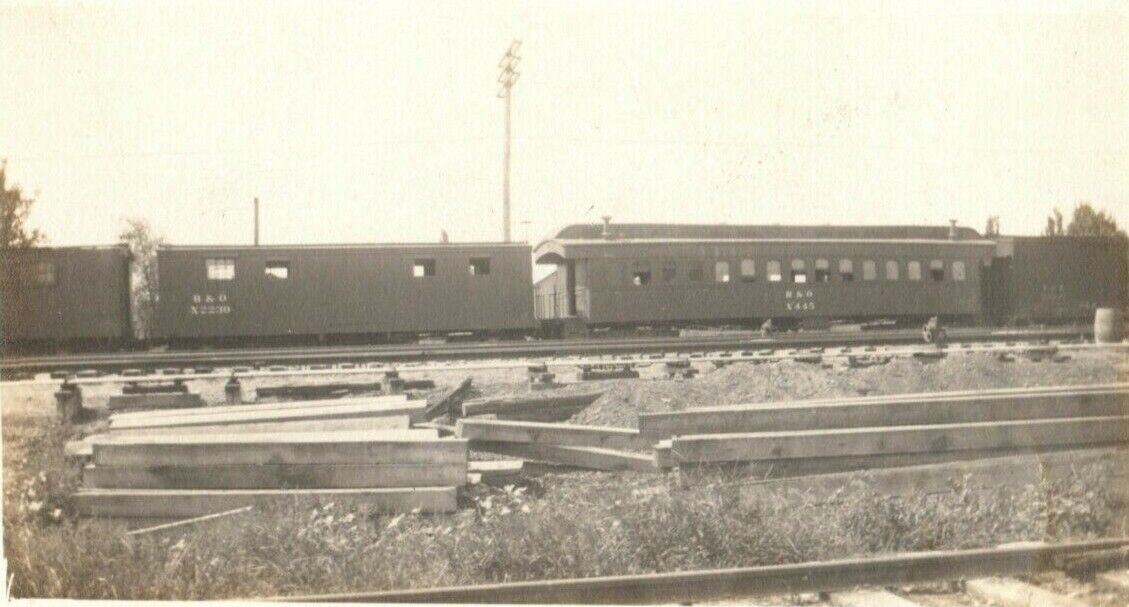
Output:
(1094, 308), (1124, 343)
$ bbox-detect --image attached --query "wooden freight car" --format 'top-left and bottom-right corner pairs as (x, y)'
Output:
(533, 222), (996, 330)
(0, 245), (133, 352)
(985, 235), (1129, 325)
(153, 242), (537, 344)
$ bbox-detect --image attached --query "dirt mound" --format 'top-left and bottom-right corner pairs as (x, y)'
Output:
(571, 349), (1127, 429)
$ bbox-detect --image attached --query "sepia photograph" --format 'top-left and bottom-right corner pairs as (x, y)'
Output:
(1, 0), (1128, 604)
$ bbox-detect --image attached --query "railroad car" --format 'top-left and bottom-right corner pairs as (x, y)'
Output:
(153, 242), (537, 344)
(984, 235), (1129, 325)
(0, 245), (133, 352)
(533, 222), (998, 331)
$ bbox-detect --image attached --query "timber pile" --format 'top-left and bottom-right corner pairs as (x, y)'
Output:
(642, 383), (1129, 476)
(76, 429), (465, 517)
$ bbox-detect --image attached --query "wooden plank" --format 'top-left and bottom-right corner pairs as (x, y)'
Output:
(966, 577), (1092, 607)
(640, 388), (1129, 439)
(92, 432), (465, 467)
(126, 506), (253, 536)
(467, 460), (524, 483)
(270, 539), (1129, 604)
(74, 486), (458, 517)
(830, 589), (923, 607)
(736, 447), (1129, 502)
(469, 440), (656, 472)
(109, 415), (411, 437)
(110, 394), (409, 421)
(457, 419), (651, 451)
(255, 382), (383, 400)
(109, 399), (426, 431)
(84, 461), (467, 489)
(425, 377), (473, 420)
(461, 390), (604, 417)
(668, 415), (1129, 464)
(106, 393), (204, 412)
(1095, 569), (1129, 593)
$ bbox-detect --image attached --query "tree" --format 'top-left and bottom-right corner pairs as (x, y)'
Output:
(1, 160), (45, 248)
(1044, 208), (1064, 237)
(119, 218), (164, 339)
(1066, 203), (1125, 238)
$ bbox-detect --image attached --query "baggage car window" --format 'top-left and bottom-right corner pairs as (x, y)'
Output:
(469, 258), (491, 276)
(34, 261), (56, 286)
(632, 261), (652, 286)
(863, 260), (877, 281)
(206, 258), (235, 281)
(908, 261), (922, 281)
(929, 259), (944, 281)
(815, 259), (830, 282)
(715, 261), (731, 283)
(661, 261), (677, 283)
(413, 259), (436, 278)
(886, 260), (899, 280)
(839, 259), (854, 282)
(791, 259), (807, 283)
(767, 261), (782, 282)
(265, 261), (289, 279)
(952, 261), (966, 281)
(687, 261), (704, 282)
(740, 259), (756, 282)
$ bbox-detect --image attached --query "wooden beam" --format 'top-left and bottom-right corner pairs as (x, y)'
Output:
(965, 577), (1092, 607)
(467, 460), (524, 484)
(92, 432), (465, 467)
(110, 394), (409, 421)
(106, 393), (204, 412)
(109, 399), (426, 431)
(268, 539), (1129, 604)
(668, 415), (1129, 464)
(125, 506), (253, 536)
(457, 419), (651, 451)
(640, 388), (1129, 439)
(469, 440), (656, 472)
(75, 486), (457, 518)
(830, 589), (923, 607)
(85, 461), (467, 489)
(425, 377), (473, 420)
(461, 390), (604, 417)
(109, 415), (412, 437)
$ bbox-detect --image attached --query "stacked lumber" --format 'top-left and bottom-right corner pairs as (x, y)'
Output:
(457, 418), (657, 472)
(646, 383), (1129, 475)
(76, 430), (466, 517)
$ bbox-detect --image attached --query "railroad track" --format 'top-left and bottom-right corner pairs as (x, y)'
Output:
(270, 539), (1129, 604)
(0, 325), (1091, 376)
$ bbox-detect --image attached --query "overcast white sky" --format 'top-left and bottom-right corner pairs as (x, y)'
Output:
(1, 0), (1126, 247)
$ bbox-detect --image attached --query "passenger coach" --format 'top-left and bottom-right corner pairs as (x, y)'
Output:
(154, 242), (537, 344)
(534, 222), (997, 330)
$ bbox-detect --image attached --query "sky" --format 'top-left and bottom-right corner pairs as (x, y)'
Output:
(1, 0), (1126, 249)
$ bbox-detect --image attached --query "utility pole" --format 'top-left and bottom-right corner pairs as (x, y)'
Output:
(498, 40), (521, 243)
(253, 197), (260, 246)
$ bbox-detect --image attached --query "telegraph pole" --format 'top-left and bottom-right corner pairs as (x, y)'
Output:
(498, 40), (521, 243)
(253, 197), (260, 246)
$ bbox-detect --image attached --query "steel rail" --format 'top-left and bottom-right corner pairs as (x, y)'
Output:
(268, 537), (1128, 604)
(0, 326), (1088, 375)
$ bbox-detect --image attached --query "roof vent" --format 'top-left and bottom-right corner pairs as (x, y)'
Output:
(949, 220), (959, 240)
(601, 216), (613, 239)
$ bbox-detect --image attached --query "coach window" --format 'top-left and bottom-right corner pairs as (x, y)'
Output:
(839, 259), (854, 282)
(740, 259), (756, 282)
(814, 259), (830, 282)
(206, 258), (235, 281)
(687, 260), (704, 282)
(885, 260), (899, 281)
(715, 261), (731, 283)
(929, 260), (944, 281)
(767, 260), (782, 282)
(413, 259), (436, 278)
(632, 261), (652, 286)
(264, 261), (290, 280)
(661, 261), (677, 283)
(469, 257), (491, 276)
(791, 259), (807, 283)
(952, 261), (966, 281)
(34, 261), (57, 286)
(863, 260), (877, 281)
(908, 261), (922, 281)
